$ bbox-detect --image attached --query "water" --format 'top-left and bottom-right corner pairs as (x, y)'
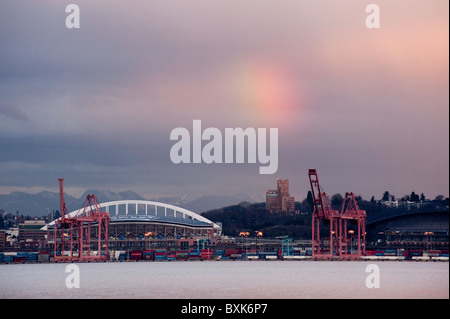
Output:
(0, 261), (448, 299)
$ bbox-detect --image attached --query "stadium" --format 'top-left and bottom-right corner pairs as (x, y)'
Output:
(42, 200), (221, 252)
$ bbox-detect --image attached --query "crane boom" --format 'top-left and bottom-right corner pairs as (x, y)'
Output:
(308, 169), (335, 219)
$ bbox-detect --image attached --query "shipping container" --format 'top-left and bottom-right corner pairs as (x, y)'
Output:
(176, 251), (189, 260)
(384, 252), (396, 256)
(258, 251), (278, 259)
(383, 249), (397, 256)
(225, 249), (239, 257)
(201, 249), (213, 260)
(428, 250), (441, 257)
(409, 250), (422, 256)
(229, 253), (246, 260)
(189, 251), (201, 260)
(38, 254), (50, 263)
(27, 253), (39, 262)
(167, 253), (176, 261)
(154, 254), (167, 261)
(142, 250), (154, 261)
(154, 249), (167, 255)
(153, 249), (167, 261)
(3, 255), (13, 263)
(13, 256), (26, 263)
(130, 250), (142, 261)
(214, 249), (226, 258)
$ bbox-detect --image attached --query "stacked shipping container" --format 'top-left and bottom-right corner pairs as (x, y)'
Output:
(0, 248), (449, 263)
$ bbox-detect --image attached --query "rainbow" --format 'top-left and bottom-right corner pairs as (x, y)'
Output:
(232, 61), (302, 127)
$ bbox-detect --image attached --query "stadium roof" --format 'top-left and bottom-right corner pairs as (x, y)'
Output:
(42, 200), (220, 230)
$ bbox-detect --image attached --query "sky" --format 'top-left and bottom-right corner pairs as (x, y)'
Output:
(0, 0), (448, 203)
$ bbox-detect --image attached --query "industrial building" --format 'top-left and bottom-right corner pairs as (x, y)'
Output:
(366, 210), (449, 251)
(18, 220), (46, 250)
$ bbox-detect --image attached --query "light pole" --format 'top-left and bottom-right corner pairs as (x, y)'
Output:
(144, 231), (153, 250)
(348, 230), (355, 254)
(424, 232), (434, 251)
(239, 232), (250, 254)
(255, 231), (263, 251)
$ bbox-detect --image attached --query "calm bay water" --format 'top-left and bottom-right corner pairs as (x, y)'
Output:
(0, 260), (448, 299)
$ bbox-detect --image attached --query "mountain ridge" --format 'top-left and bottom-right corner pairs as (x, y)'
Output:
(0, 190), (258, 217)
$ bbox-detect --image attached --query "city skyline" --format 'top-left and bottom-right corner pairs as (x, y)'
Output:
(0, 1), (448, 203)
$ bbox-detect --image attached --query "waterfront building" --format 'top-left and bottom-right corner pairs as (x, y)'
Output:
(18, 220), (46, 250)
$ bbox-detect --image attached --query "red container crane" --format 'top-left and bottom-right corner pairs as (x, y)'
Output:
(308, 169), (366, 260)
(53, 178), (110, 262)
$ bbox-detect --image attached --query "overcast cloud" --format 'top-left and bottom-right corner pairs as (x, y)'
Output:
(0, 0), (448, 201)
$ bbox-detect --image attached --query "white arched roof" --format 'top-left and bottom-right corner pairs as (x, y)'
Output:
(42, 200), (220, 230)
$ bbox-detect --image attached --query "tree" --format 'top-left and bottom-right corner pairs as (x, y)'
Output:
(306, 191), (314, 208)
(331, 193), (344, 208)
(410, 192), (420, 202)
(370, 196), (375, 203)
(54, 210), (61, 220)
(301, 198), (312, 213)
(382, 191), (390, 201)
(420, 193), (426, 201)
